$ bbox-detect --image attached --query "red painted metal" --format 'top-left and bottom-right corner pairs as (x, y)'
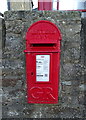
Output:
(24, 20), (62, 104)
(38, 1), (44, 10)
(38, 0), (53, 10)
(38, 0), (86, 11)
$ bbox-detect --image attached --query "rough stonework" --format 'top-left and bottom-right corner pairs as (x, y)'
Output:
(2, 11), (86, 118)
(0, 18), (2, 120)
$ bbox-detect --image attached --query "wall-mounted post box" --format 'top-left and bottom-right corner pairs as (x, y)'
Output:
(24, 20), (62, 104)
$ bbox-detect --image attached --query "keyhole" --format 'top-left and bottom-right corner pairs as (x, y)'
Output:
(31, 72), (34, 76)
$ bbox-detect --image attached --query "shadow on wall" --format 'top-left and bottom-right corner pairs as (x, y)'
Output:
(0, 13), (6, 49)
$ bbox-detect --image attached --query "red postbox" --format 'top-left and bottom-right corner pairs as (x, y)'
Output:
(24, 20), (62, 104)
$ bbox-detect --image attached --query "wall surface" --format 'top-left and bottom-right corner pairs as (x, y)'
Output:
(2, 11), (86, 119)
(0, 18), (2, 120)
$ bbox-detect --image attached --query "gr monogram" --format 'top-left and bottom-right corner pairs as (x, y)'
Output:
(30, 87), (55, 100)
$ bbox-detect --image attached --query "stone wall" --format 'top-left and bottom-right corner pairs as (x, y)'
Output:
(0, 18), (2, 120)
(2, 11), (86, 119)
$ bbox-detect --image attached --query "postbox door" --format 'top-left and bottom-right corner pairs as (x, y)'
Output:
(26, 52), (60, 104)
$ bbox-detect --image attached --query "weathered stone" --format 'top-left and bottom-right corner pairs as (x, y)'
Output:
(2, 11), (85, 118)
(2, 78), (22, 87)
(79, 84), (86, 91)
(61, 81), (72, 86)
(2, 59), (24, 69)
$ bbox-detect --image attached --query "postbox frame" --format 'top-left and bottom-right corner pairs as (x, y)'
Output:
(24, 20), (62, 104)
